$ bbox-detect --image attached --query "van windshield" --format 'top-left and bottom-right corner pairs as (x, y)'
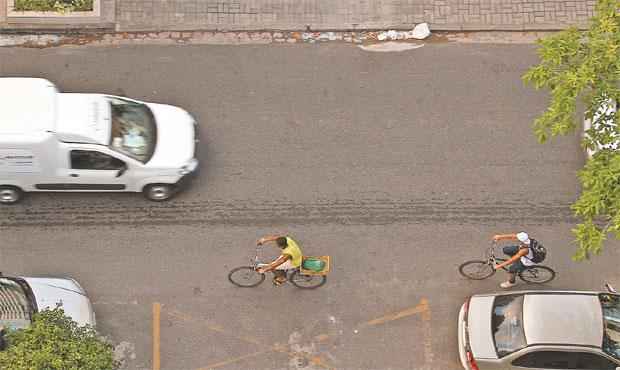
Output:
(0, 277), (36, 329)
(108, 97), (157, 163)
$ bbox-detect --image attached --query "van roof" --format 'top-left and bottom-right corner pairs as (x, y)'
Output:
(0, 78), (56, 135)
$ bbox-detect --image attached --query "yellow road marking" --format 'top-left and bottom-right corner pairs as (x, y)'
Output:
(167, 309), (332, 369)
(313, 333), (330, 342)
(153, 303), (161, 370)
(358, 298), (429, 329)
(173, 298), (430, 370)
(196, 349), (273, 370)
(421, 302), (434, 366)
(199, 342), (333, 370)
(167, 308), (262, 345)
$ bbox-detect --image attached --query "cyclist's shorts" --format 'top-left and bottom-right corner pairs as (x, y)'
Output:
(507, 260), (526, 273)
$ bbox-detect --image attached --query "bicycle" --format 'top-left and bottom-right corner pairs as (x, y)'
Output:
(228, 245), (327, 289)
(459, 241), (556, 284)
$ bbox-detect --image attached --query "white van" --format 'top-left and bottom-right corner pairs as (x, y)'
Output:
(0, 78), (199, 204)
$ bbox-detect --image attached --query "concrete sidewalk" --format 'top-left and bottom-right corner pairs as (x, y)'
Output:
(116, 0), (595, 32)
(0, 0), (596, 33)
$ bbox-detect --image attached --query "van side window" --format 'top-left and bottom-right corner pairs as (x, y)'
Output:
(70, 150), (125, 170)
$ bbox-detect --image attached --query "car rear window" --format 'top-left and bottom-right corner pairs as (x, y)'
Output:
(0, 278), (33, 329)
(492, 294), (526, 357)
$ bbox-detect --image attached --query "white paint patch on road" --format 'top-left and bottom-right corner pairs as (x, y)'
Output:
(288, 331), (315, 369)
(113, 340), (136, 368)
(288, 330), (333, 370)
(358, 42), (425, 53)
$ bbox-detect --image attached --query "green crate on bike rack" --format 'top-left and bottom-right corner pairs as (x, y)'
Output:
(300, 256), (330, 276)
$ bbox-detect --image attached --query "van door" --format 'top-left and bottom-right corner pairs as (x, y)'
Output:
(47, 150), (129, 190)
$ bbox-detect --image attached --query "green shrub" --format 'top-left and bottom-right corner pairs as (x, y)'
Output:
(14, 0), (93, 12)
(0, 308), (117, 370)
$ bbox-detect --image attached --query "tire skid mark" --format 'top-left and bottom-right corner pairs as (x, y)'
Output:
(0, 199), (575, 228)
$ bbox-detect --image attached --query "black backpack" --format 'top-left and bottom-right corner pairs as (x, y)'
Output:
(527, 238), (547, 263)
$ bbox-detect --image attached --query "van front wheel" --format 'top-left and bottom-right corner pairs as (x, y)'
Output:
(144, 184), (174, 202)
(0, 186), (23, 205)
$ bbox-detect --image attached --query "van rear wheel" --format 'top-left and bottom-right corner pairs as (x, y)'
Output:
(0, 186), (23, 205)
(144, 184), (174, 202)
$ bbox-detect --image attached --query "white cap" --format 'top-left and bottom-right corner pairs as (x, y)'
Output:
(517, 232), (530, 245)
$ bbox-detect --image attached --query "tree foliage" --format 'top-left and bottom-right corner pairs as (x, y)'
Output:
(13, 0), (93, 13)
(0, 308), (117, 370)
(523, 0), (620, 260)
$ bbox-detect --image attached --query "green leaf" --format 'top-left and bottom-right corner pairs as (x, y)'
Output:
(572, 220), (606, 260)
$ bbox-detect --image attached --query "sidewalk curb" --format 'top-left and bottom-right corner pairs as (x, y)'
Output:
(0, 28), (570, 48)
(0, 23), (585, 34)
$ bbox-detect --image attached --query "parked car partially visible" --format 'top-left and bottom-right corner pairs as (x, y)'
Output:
(458, 289), (620, 370)
(583, 98), (618, 158)
(0, 275), (95, 329)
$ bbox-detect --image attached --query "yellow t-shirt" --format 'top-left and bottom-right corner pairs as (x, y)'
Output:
(282, 237), (303, 268)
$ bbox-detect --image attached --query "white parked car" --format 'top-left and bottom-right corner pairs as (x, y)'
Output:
(0, 275), (95, 328)
(0, 77), (200, 204)
(458, 289), (620, 370)
(583, 98), (618, 158)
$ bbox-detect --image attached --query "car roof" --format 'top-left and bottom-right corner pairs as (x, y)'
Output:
(0, 78), (57, 136)
(523, 293), (603, 347)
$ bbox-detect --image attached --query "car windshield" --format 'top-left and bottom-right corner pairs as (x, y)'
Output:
(600, 293), (620, 361)
(0, 278), (35, 329)
(492, 294), (527, 357)
(108, 96), (157, 163)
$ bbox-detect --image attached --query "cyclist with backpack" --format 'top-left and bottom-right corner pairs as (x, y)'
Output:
(492, 232), (546, 289)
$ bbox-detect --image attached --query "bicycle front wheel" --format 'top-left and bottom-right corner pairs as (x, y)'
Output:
(459, 260), (496, 280)
(519, 266), (555, 284)
(228, 266), (266, 287)
(289, 270), (326, 289)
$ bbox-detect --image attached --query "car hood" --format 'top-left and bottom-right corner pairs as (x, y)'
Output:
(23, 277), (95, 327)
(468, 296), (498, 359)
(146, 103), (196, 168)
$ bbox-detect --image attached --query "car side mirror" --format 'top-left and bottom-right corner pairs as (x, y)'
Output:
(116, 163), (127, 177)
(606, 282), (617, 293)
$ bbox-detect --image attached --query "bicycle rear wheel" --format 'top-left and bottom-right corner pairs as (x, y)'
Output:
(228, 266), (266, 287)
(289, 270), (326, 289)
(459, 260), (496, 280)
(519, 266), (555, 284)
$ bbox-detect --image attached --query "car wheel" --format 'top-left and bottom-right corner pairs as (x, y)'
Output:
(0, 186), (23, 205)
(143, 184), (174, 202)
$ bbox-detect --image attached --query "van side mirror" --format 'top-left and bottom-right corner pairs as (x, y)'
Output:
(606, 283), (617, 293)
(116, 163), (127, 177)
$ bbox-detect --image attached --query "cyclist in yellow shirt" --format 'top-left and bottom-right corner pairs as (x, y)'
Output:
(256, 235), (303, 286)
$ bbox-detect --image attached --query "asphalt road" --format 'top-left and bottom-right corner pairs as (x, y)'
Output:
(1, 43), (619, 370)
